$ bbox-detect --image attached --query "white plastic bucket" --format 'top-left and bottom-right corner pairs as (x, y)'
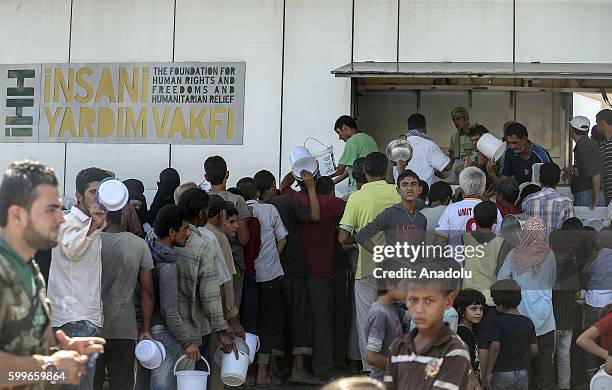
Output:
(476, 133), (506, 161)
(591, 366), (612, 389)
(135, 339), (166, 369)
(174, 355), (210, 390)
(245, 333), (260, 364)
(289, 146), (318, 180)
(220, 338), (250, 387)
(531, 162), (543, 184)
(96, 177), (129, 211)
(305, 137), (336, 176)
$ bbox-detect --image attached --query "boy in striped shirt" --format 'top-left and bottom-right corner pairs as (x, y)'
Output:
(384, 260), (472, 390)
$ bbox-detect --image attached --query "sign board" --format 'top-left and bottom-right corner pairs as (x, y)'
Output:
(0, 62), (245, 145)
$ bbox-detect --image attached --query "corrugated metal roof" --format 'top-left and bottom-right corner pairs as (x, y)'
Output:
(331, 62), (612, 79)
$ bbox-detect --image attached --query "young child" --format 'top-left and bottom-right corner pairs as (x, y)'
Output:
(462, 200), (505, 373)
(454, 289), (485, 382)
(365, 276), (410, 382)
(462, 201), (505, 307)
(384, 260), (472, 390)
(482, 279), (538, 390)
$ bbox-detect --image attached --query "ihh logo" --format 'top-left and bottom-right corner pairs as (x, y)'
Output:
(5, 69), (35, 137)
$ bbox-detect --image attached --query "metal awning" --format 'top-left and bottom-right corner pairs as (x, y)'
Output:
(332, 62), (612, 79)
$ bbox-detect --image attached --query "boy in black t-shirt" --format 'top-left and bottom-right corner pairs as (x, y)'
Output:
(482, 279), (538, 390)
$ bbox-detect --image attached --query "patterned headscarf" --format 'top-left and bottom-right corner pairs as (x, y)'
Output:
(513, 217), (549, 277)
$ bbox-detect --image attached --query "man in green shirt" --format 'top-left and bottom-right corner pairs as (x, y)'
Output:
(330, 115), (378, 193)
(0, 160), (106, 389)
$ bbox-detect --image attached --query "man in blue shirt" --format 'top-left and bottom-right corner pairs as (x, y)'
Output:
(499, 122), (552, 185)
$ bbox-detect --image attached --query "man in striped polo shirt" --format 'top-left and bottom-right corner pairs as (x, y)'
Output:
(596, 109), (612, 205)
(499, 122), (552, 185)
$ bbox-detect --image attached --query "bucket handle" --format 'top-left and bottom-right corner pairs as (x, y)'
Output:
(304, 137), (330, 150)
(173, 355), (210, 375)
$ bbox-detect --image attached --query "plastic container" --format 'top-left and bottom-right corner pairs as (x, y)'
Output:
(289, 146), (318, 180)
(591, 366), (612, 389)
(135, 339), (166, 369)
(304, 137), (336, 176)
(174, 355), (210, 390)
(476, 133), (506, 161)
(244, 333), (260, 364)
(220, 338), (250, 387)
(96, 177), (129, 211)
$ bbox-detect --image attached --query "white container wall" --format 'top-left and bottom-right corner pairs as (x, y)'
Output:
(173, 0), (284, 188)
(0, 0), (605, 194)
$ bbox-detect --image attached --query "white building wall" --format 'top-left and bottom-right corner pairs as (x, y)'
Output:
(0, 0), (607, 196)
(63, 0), (175, 198)
(399, 0), (513, 62)
(353, 0), (398, 62)
(281, 0), (352, 189)
(516, 0), (612, 63)
(173, 0), (284, 189)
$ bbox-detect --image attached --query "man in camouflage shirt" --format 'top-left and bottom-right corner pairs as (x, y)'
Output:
(0, 161), (105, 389)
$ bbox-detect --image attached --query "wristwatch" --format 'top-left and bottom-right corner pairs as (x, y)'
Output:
(42, 356), (58, 384)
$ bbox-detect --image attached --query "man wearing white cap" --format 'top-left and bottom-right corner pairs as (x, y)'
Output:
(564, 116), (604, 207)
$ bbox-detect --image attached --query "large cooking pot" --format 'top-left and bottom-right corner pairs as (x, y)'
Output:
(386, 136), (413, 163)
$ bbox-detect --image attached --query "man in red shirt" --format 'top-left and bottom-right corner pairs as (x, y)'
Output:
(280, 173), (346, 380)
(494, 178), (521, 217)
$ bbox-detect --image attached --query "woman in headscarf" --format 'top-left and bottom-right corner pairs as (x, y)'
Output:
(147, 168), (180, 223)
(497, 216), (557, 390)
(123, 179), (148, 228)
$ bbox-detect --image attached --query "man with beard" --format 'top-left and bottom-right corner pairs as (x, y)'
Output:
(0, 160), (106, 389)
(48, 167), (111, 390)
(142, 205), (199, 390)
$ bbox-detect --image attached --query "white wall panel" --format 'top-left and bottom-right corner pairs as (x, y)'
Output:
(399, 0), (513, 62)
(70, 0), (174, 62)
(173, 0), (284, 183)
(353, 0), (398, 62)
(68, 0), (174, 199)
(516, 0), (612, 63)
(64, 144), (169, 198)
(282, 0), (352, 184)
(0, 0), (71, 64)
(0, 143), (65, 193)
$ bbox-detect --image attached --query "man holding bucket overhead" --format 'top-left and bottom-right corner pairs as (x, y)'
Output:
(330, 115), (378, 193)
(48, 167), (112, 390)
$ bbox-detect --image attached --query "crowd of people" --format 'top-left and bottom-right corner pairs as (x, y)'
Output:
(2, 107), (612, 390)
